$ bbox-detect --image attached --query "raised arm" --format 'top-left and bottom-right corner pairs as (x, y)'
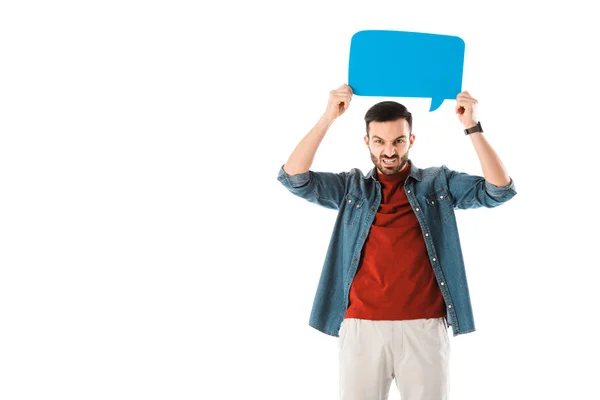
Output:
(283, 84), (353, 175)
(444, 91), (517, 209)
(455, 91), (511, 187)
(277, 84), (354, 210)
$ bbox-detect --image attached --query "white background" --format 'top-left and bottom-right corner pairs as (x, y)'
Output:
(1, 1), (598, 399)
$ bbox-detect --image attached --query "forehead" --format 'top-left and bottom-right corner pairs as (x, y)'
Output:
(368, 119), (410, 138)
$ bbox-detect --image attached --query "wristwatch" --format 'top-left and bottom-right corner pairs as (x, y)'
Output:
(464, 121), (483, 135)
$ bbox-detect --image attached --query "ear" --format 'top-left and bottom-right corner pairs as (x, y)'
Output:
(364, 135), (370, 147)
(408, 133), (415, 149)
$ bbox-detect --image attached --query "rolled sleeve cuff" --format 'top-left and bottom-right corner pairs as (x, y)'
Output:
(278, 165), (311, 188)
(484, 177), (516, 198)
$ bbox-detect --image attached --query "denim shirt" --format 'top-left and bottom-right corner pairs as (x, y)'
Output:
(277, 160), (517, 337)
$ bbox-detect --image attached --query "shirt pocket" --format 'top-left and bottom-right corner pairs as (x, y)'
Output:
(425, 187), (454, 224)
(343, 193), (365, 227)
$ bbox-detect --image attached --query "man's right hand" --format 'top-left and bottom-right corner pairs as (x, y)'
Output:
(281, 84), (353, 176)
(324, 84), (353, 121)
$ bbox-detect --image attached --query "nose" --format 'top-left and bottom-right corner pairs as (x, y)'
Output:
(383, 146), (396, 157)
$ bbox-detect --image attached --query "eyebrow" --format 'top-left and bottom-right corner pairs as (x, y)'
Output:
(372, 135), (407, 141)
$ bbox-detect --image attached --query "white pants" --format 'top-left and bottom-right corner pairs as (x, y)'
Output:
(338, 318), (450, 400)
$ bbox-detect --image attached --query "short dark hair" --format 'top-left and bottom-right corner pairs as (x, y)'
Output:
(364, 101), (412, 136)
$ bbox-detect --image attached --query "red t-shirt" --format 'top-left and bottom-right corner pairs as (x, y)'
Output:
(344, 163), (447, 321)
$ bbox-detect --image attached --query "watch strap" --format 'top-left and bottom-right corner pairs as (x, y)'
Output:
(464, 121), (483, 135)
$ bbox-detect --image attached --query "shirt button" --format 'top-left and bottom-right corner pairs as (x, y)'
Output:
(425, 233), (429, 237)
(448, 305), (452, 308)
(371, 207), (375, 212)
(348, 199), (352, 204)
(407, 190), (411, 193)
(431, 201), (435, 205)
(362, 232), (366, 237)
(416, 208), (420, 212)
(432, 258), (436, 262)
(441, 282), (445, 285)
(440, 195), (444, 199)
(353, 258), (357, 262)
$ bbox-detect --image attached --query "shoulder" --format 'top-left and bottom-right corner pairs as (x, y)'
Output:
(343, 167), (374, 192)
(419, 164), (449, 179)
(349, 167), (368, 177)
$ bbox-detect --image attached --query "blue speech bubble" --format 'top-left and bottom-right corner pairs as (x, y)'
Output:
(348, 30), (465, 111)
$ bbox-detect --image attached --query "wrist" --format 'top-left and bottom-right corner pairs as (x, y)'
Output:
(464, 121), (483, 135)
(463, 120), (478, 129)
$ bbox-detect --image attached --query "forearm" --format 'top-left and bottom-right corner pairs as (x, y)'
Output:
(468, 132), (511, 186)
(283, 114), (335, 176)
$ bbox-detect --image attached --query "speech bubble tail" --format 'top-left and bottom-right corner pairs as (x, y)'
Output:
(429, 98), (444, 112)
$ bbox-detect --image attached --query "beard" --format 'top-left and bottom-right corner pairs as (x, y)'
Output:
(370, 150), (409, 176)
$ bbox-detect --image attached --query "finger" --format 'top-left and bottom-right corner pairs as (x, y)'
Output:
(456, 98), (476, 106)
(333, 93), (352, 103)
(336, 88), (353, 96)
(457, 96), (477, 105)
(332, 91), (348, 99)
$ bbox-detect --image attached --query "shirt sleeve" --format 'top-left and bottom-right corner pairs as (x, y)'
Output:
(442, 165), (517, 209)
(277, 165), (347, 210)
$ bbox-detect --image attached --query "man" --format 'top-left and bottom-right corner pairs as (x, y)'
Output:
(277, 84), (516, 400)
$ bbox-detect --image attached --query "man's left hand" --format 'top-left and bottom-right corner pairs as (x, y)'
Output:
(455, 91), (478, 129)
